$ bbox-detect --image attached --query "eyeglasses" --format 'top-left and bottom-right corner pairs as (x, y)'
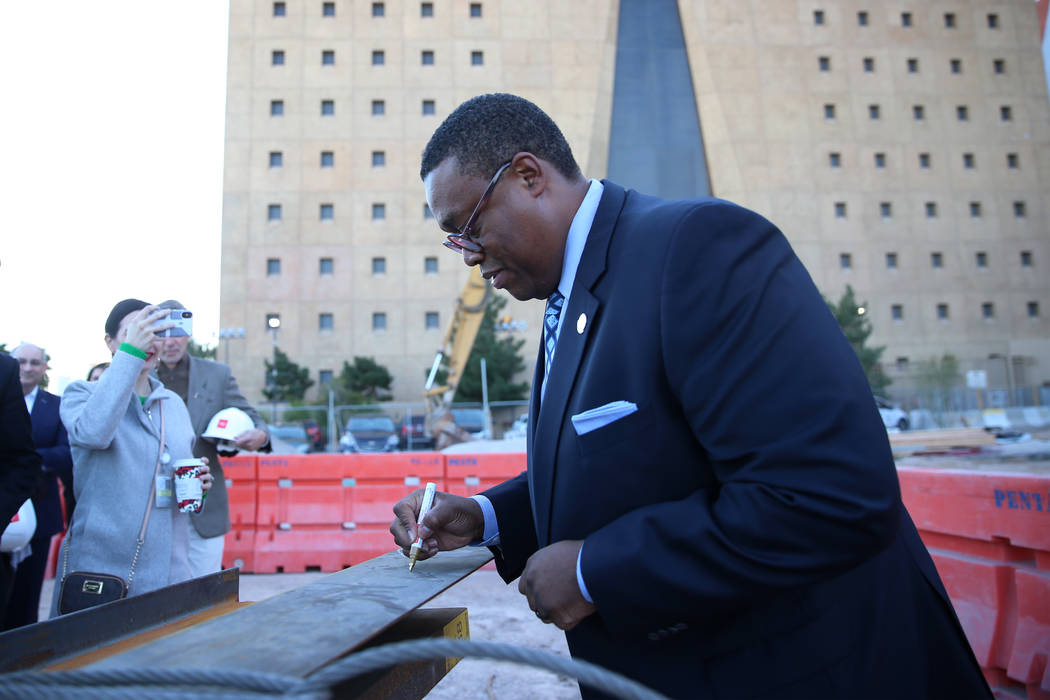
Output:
(443, 161), (512, 255)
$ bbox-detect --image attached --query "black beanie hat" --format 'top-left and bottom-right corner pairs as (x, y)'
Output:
(105, 298), (150, 338)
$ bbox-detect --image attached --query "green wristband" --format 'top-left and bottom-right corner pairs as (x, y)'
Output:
(119, 342), (149, 360)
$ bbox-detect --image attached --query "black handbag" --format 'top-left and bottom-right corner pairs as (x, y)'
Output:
(58, 403), (166, 615)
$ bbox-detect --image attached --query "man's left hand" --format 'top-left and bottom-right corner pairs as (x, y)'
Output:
(234, 429), (269, 451)
(518, 539), (597, 631)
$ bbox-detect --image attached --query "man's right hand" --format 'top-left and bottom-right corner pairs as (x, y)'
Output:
(390, 490), (485, 562)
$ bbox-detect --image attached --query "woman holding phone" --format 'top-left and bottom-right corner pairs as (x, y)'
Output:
(53, 299), (212, 614)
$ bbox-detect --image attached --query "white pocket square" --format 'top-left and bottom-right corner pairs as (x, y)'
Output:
(570, 401), (638, 436)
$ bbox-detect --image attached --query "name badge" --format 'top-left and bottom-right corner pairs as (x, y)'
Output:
(155, 475), (173, 508)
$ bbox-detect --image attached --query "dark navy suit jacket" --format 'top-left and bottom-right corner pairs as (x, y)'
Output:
(484, 182), (989, 699)
(28, 389), (73, 538)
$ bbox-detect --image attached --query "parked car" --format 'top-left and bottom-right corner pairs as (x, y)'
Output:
(301, 419), (326, 452)
(875, 397), (909, 431)
(399, 414), (435, 451)
(451, 408), (489, 439)
(268, 424), (312, 454)
(340, 414), (399, 453)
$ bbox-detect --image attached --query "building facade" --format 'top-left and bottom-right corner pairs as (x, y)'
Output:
(221, 0), (1050, 406)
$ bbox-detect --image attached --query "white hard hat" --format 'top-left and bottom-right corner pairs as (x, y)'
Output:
(203, 407), (255, 455)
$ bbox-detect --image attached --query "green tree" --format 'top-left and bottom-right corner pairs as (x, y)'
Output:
(262, 348), (314, 402)
(187, 339), (217, 360)
(453, 296), (529, 402)
(825, 285), (890, 393)
(915, 353), (961, 424)
(334, 356), (393, 404)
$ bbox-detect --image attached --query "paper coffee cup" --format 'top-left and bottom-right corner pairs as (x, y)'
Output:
(172, 458), (204, 513)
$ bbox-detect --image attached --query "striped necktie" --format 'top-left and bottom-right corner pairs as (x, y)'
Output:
(544, 290), (565, 378)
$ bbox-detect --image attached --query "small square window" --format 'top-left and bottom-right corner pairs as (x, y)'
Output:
(319, 369), (334, 384)
(901, 12), (912, 27)
(868, 104), (880, 119)
(813, 10), (825, 25)
(425, 311), (440, 329)
(1000, 105), (1012, 121)
(372, 312), (387, 331)
(913, 105), (925, 121)
(268, 203), (282, 221)
(925, 202), (938, 218)
(1007, 153), (1019, 169)
(863, 57), (874, 72)
(839, 253), (852, 269)
(372, 50), (385, 66)
(269, 151), (283, 168)
(823, 103), (836, 120)
(987, 13), (999, 29)
(321, 99), (335, 116)
(471, 51), (484, 66)
(272, 50), (285, 66)
(857, 11), (868, 26)
(970, 202), (982, 218)
(874, 152), (885, 168)
(1020, 251), (1033, 267)
(323, 2), (336, 17)
(818, 56), (830, 72)
(273, 2), (286, 17)
(956, 105), (969, 121)
(266, 313), (281, 330)
(319, 313), (334, 331)
(319, 257), (334, 275)
(993, 59), (1005, 74)
(470, 3), (482, 18)
(834, 201), (847, 218)
(372, 151), (385, 167)
(320, 203), (334, 220)
(421, 50), (434, 65)
(963, 153), (975, 169)
(936, 303), (949, 320)
(885, 252), (898, 269)
(371, 100), (385, 116)
(828, 152), (841, 168)
(422, 99), (436, 115)
(880, 202), (893, 218)
(931, 252), (943, 268)
(975, 252), (988, 268)
(891, 304), (903, 321)
(918, 152), (930, 168)
(267, 258), (281, 276)
(372, 257), (386, 275)
(270, 100), (284, 116)
(421, 2), (433, 17)
(372, 2), (384, 17)
(320, 151), (334, 168)
(372, 203), (386, 220)
(1028, 301), (1040, 318)
(896, 357), (910, 371)
(1013, 201), (1026, 218)
(950, 58), (961, 74)
(906, 58), (919, 73)
(423, 203), (434, 219)
(424, 256), (438, 274)
(981, 302), (995, 319)
(322, 50), (335, 65)
(944, 13), (956, 28)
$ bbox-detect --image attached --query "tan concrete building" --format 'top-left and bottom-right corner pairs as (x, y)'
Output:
(221, 0), (1050, 406)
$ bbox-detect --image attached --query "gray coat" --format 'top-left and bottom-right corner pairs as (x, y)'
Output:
(53, 350), (196, 613)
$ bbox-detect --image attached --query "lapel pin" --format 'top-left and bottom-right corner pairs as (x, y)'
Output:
(577, 313), (587, 334)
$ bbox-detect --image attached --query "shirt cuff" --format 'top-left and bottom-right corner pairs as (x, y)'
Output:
(119, 342), (148, 360)
(470, 494), (501, 547)
(576, 543), (594, 603)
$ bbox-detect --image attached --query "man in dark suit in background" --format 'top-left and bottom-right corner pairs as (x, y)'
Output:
(0, 353), (42, 612)
(391, 94), (990, 699)
(154, 301), (270, 577)
(3, 343), (71, 629)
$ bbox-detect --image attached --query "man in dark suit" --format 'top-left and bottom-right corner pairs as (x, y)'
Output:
(0, 353), (42, 612)
(153, 301), (270, 577)
(391, 94), (990, 699)
(4, 343), (72, 629)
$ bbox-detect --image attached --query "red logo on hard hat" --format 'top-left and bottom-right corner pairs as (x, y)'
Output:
(218, 419), (228, 428)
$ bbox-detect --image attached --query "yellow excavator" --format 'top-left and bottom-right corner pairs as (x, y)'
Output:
(423, 267), (492, 448)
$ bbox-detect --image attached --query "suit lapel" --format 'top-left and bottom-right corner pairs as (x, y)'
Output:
(529, 182), (627, 546)
(187, 357), (207, 432)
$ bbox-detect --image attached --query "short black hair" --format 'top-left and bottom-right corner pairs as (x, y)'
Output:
(420, 93), (581, 181)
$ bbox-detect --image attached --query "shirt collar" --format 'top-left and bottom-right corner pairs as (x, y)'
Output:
(24, 385), (39, 413)
(556, 179), (605, 300)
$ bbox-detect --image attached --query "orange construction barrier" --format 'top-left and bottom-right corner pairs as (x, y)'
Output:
(445, 452), (525, 498)
(221, 454), (258, 572)
(899, 466), (1050, 700)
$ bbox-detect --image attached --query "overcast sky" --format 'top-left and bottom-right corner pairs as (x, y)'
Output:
(0, 1), (230, 392)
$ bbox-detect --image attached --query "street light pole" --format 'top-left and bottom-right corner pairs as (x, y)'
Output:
(218, 327), (246, 366)
(268, 316), (281, 423)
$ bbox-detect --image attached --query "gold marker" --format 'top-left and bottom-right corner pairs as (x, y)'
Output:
(409, 481), (437, 571)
